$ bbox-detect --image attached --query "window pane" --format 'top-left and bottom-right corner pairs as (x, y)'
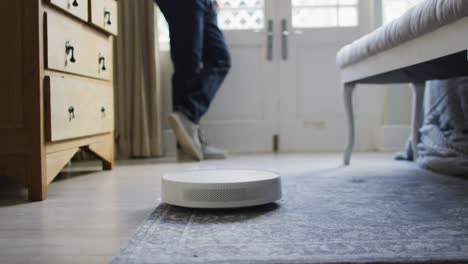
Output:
(292, 0), (359, 28)
(218, 0), (264, 30)
(218, 9), (264, 30)
(292, 0), (337, 6)
(338, 7), (358, 26)
(219, 0), (263, 8)
(338, 0), (358, 5)
(293, 7), (337, 28)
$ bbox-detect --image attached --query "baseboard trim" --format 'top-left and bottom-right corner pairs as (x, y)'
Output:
(164, 125), (409, 155)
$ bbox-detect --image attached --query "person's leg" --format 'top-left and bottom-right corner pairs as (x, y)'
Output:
(156, 0), (206, 160)
(195, 1), (231, 159)
(196, 0), (232, 120)
(159, 0), (231, 124)
(157, 0), (207, 124)
(156, 0), (231, 160)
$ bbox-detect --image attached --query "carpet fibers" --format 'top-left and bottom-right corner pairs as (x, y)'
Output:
(112, 163), (468, 264)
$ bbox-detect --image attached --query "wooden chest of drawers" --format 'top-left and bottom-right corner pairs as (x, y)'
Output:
(0, 0), (118, 201)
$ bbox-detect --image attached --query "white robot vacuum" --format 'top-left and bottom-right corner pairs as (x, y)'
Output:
(161, 169), (282, 209)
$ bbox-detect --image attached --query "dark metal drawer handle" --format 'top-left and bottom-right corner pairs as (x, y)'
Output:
(72, 0), (79, 7)
(104, 11), (112, 25)
(98, 54), (107, 71)
(101, 107), (106, 118)
(65, 41), (76, 63)
(68, 106), (75, 121)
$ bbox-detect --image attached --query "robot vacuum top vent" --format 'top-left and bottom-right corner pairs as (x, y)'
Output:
(161, 169), (282, 209)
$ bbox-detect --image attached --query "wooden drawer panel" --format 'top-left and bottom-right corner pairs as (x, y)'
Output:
(90, 0), (118, 36)
(46, 0), (88, 22)
(45, 11), (113, 80)
(44, 76), (114, 142)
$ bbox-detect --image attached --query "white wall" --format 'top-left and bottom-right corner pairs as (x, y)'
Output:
(376, 84), (412, 152)
(384, 85), (412, 125)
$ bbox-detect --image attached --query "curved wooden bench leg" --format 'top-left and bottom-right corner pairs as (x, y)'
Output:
(343, 83), (356, 166)
(410, 82), (425, 161)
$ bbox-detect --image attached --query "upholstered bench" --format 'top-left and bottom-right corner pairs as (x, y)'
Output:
(336, 0), (468, 165)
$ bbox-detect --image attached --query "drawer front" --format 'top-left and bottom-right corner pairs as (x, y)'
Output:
(45, 11), (113, 80)
(90, 0), (118, 36)
(47, 0), (88, 22)
(44, 76), (114, 142)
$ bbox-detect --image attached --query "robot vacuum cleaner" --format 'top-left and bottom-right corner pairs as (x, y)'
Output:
(161, 169), (282, 209)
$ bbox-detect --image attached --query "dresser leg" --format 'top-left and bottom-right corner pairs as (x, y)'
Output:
(0, 157), (47, 201)
(85, 134), (115, 171)
(102, 160), (114, 170)
(28, 159), (48, 201)
(29, 185), (47, 201)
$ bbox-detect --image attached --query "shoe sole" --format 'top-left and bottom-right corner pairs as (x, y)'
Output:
(177, 148), (201, 162)
(203, 153), (227, 160)
(168, 114), (203, 161)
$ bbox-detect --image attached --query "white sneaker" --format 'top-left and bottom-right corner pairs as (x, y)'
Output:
(168, 112), (203, 161)
(177, 144), (227, 161)
(199, 129), (227, 160)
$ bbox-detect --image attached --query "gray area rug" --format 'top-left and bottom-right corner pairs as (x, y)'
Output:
(112, 163), (468, 264)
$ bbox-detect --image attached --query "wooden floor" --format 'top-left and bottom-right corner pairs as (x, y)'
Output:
(0, 152), (395, 264)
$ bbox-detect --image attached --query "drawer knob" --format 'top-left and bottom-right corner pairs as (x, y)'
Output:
(101, 107), (106, 117)
(98, 54), (107, 71)
(65, 41), (76, 63)
(72, 0), (79, 7)
(104, 11), (112, 26)
(68, 106), (75, 121)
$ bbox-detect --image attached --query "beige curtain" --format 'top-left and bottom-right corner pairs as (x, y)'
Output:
(114, 0), (163, 158)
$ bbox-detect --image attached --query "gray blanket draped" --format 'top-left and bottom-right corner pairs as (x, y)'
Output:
(397, 78), (468, 176)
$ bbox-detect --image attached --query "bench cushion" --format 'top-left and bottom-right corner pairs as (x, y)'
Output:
(336, 0), (468, 69)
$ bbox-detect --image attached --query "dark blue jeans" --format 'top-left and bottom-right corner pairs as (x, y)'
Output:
(156, 0), (231, 124)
